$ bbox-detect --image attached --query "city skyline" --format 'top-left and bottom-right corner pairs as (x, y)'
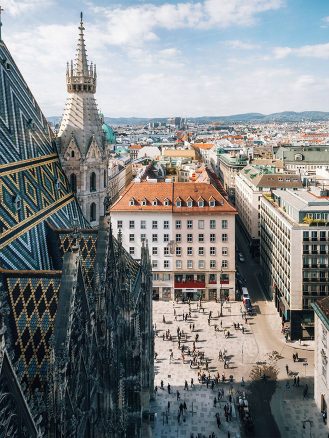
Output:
(2, 0), (329, 117)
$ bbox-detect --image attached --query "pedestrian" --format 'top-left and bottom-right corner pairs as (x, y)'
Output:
(293, 353), (296, 362)
(303, 384), (308, 399)
(293, 376), (296, 386)
(191, 378), (194, 388)
(177, 390), (180, 400)
(154, 385), (158, 394)
(168, 383), (171, 394)
(227, 432), (231, 438)
(184, 380), (189, 391)
(296, 352), (299, 361)
(286, 364), (289, 375)
(167, 401), (170, 412)
(297, 376), (300, 387)
(241, 377), (245, 387)
(177, 412), (180, 424)
(161, 380), (164, 389)
(214, 397), (217, 407)
(183, 401), (187, 412)
(163, 315), (166, 323)
(216, 415), (221, 428)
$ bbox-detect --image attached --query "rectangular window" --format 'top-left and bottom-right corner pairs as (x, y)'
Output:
(198, 220), (204, 229)
(164, 234), (169, 242)
(222, 247), (228, 256)
(152, 220), (158, 229)
(152, 260), (158, 269)
(176, 220), (181, 229)
(210, 247), (216, 256)
(117, 220), (123, 229)
(176, 247), (181, 256)
(198, 260), (205, 269)
(222, 260), (228, 268)
(129, 220), (135, 229)
(198, 247), (204, 256)
(210, 260), (216, 269)
(153, 273), (159, 280)
(198, 234), (204, 243)
(141, 234), (146, 242)
(164, 247), (169, 256)
(222, 220), (228, 229)
(176, 260), (182, 269)
(210, 219), (216, 229)
(164, 220), (169, 229)
(129, 234), (135, 242)
(164, 260), (169, 269)
(187, 234), (193, 243)
(129, 247), (135, 255)
(176, 234), (181, 243)
(140, 220), (146, 229)
(163, 273), (171, 281)
(222, 233), (228, 242)
(187, 220), (193, 229)
(152, 234), (158, 242)
(210, 233), (216, 243)
(152, 247), (158, 256)
(187, 260), (193, 269)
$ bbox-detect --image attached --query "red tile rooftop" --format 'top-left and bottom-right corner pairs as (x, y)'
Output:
(110, 182), (237, 213)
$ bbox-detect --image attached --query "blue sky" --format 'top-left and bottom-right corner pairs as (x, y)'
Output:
(2, 0), (329, 117)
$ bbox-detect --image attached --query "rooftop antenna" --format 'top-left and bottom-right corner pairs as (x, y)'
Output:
(0, 5), (4, 41)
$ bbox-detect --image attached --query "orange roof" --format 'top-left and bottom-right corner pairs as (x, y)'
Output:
(129, 144), (143, 150)
(193, 143), (214, 150)
(111, 182), (237, 214)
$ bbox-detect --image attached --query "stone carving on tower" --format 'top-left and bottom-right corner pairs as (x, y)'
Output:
(57, 13), (108, 226)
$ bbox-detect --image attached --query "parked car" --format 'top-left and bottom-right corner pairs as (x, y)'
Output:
(238, 252), (245, 262)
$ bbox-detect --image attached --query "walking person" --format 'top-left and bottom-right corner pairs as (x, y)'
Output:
(177, 390), (180, 400)
(167, 383), (171, 394)
(285, 364), (289, 375)
(297, 376), (300, 387)
(167, 401), (170, 412)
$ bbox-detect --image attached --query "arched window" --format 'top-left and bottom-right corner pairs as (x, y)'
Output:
(71, 150), (75, 158)
(90, 202), (96, 222)
(90, 172), (96, 192)
(70, 173), (77, 192)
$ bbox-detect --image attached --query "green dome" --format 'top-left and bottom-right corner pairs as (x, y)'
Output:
(102, 122), (116, 144)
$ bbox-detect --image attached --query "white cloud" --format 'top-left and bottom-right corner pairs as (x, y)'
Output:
(224, 39), (261, 49)
(91, 0), (283, 46)
(1, 0), (52, 16)
(273, 42), (329, 59)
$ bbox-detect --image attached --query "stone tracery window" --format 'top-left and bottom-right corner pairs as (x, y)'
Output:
(90, 172), (96, 192)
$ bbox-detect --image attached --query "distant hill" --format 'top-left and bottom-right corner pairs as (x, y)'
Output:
(47, 111), (329, 127)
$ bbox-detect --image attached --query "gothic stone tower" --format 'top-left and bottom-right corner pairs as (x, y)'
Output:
(57, 13), (108, 226)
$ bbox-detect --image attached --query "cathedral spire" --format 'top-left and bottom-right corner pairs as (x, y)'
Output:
(66, 12), (96, 94)
(76, 12), (89, 77)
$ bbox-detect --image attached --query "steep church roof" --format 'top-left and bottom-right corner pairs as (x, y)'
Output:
(0, 33), (86, 271)
(57, 13), (105, 156)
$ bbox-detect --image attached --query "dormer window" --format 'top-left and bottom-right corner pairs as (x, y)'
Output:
(209, 198), (216, 207)
(152, 198), (158, 206)
(198, 198), (204, 207)
(164, 198), (170, 206)
(129, 198), (135, 206)
(187, 197), (193, 207)
(141, 198), (147, 206)
(176, 198), (182, 207)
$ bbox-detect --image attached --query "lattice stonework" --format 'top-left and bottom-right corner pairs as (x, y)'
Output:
(5, 273), (61, 390)
(59, 232), (97, 291)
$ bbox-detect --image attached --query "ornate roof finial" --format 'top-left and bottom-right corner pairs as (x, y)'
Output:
(0, 5), (4, 42)
(76, 11), (89, 77)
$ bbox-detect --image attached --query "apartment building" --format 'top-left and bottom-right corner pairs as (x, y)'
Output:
(110, 181), (237, 301)
(260, 187), (329, 340)
(235, 165), (302, 254)
(275, 146), (329, 174)
(312, 297), (329, 416)
(218, 152), (248, 202)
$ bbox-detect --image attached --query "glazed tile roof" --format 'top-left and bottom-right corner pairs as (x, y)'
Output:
(111, 182), (237, 214)
(2, 270), (61, 390)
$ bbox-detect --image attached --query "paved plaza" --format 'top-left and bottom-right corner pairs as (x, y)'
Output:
(151, 299), (257, 437)
(150, 293), (329, 438)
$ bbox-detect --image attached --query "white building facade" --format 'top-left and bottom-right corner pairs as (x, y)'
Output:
(111, 181), (236, 301)
(313, 298), (329, 416)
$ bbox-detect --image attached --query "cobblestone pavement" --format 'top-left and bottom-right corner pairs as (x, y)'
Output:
(151, 300), (257, 437)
